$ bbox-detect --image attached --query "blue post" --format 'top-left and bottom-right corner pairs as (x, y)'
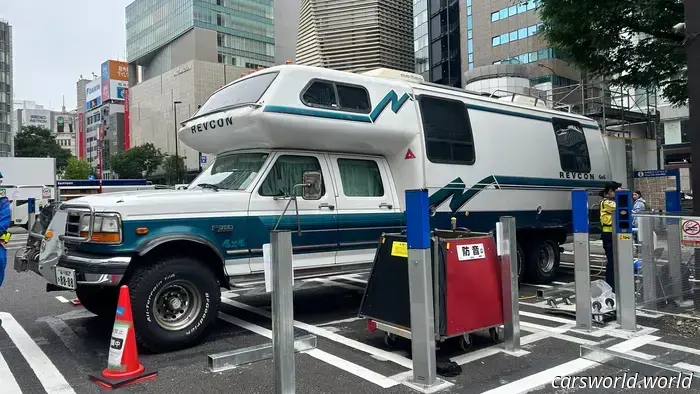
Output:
(664, 187), (683, 306)
(27, 197), (36, 231)
(404, 189), (440, 387)
(571, 189), (592, 331)
(613, 189), (636, 331)
(665, 189), (681, 215)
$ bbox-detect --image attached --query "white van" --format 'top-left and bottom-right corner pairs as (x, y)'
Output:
(26, 64), (612, 353)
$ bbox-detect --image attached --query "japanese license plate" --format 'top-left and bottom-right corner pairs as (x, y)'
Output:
(55, 267), (76, 290)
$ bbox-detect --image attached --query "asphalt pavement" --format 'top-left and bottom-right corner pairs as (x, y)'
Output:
(2, 230), (700, 393)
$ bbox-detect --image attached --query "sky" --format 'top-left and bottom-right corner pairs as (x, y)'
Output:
(0, 0), (132, 111)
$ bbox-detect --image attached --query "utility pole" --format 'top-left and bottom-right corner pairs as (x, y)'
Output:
(685, 0), (700, 311)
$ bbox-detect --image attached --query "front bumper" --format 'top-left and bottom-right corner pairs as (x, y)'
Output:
(53, 251), (132, 287)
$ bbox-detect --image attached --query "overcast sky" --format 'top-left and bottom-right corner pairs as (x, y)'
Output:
(0, 0), (132, 111)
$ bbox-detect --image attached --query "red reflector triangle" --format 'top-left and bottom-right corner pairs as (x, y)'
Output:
(405, 149), (416, 159)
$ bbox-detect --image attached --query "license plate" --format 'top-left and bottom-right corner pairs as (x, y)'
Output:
(55, 267), (76, 290)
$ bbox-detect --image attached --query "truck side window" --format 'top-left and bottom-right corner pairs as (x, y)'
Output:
(259, 155), (326, 197)
(337, 159), (384, 197)
(302, 81), (337, 108)
(552, 117), (591, 173)
(337, 84), (370, 112)
(419, 95), (475, 165)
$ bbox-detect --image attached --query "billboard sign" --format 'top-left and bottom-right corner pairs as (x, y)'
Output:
(124, 88), (130, 150)
(86, 80), (102, 110)
(23, 109), (51, 128)
(78, 112), (85, 159)
(101, 60), (129, 102)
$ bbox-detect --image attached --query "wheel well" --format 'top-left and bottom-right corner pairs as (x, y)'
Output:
(125, 240), (230, 289)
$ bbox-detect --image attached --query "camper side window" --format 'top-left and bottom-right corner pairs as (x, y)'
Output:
(301, 79), (372, 113)
(259, 155), (326, 197)
(552, 118), (591, 173)
(419, 96), (475, 165)
(337, 159), (385, 197)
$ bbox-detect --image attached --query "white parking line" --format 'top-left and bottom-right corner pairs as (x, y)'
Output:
(479, 334), (660, 394)
(329, 275), (368, 285)
(318, 316), (363, 327)
(218, 312), (399, 388)
(0, 312), (76, 394)
(307, 278), (364, 291)
(222, 298), (414, 369)
(0, 351), (22, 394)
(55, 296), (70, 303)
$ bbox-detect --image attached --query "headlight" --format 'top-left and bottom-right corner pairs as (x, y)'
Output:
(79, 214), (122, 243)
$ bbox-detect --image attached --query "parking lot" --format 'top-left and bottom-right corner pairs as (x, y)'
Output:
(3, 231), (700, 393)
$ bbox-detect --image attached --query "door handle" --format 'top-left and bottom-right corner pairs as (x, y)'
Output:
(379, 203), (393, 209)
(318, 203), (335, 210)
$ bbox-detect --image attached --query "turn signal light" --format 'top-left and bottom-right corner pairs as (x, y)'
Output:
(285, 60), (293, 64)
(45, 230), (54, 239)
(136, 227), (149, 235)
(80, 232), (121, 243)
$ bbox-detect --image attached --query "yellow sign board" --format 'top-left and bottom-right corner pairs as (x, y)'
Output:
(391, 241), (408, 258)
(618, 233), (632, 240)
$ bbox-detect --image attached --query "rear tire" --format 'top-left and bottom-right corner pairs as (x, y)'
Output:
(128, 256), (221, 353)
(525, 238), (560, 284)
(75, 286), (118, 318)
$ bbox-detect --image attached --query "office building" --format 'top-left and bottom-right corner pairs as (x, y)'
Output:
(81, 60), (130, 173)
(0, 20), (11, 156)
(126, 0), (277, 85)
(126, 0), (286, 178)
(296, 0), (413, 72)
(76, 77), (89, 160)
(12, 100), (78, 157)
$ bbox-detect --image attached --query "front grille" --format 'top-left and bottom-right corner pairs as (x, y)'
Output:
(65, 211), (84, 238)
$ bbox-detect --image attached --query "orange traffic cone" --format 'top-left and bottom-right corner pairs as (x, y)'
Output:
(89, 285), (157, 389)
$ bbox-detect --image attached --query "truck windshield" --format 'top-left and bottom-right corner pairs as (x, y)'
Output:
(194, 72), (279, 118)
(189, 152), (269, 191)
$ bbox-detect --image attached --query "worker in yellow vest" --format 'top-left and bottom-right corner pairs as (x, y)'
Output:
(599, 181), (621, 292)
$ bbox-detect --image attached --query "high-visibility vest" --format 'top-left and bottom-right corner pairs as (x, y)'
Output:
(0, 232), (10, 243)
(600, 199), (616, 233)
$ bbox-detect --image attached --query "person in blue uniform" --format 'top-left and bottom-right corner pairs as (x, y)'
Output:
(0, 171), (12, 288)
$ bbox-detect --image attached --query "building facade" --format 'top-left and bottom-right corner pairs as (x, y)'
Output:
(12, 100), (78, 157)
(126, 0), (276, 85)
(296, 0), (414, 72)
(129, 59), (249, 176)
(0, 20), (11, 156)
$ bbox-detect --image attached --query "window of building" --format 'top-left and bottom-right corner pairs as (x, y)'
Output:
(499, 9), (508, 19)
(216, 13), (223, 26)
(337, 159), (384, 197)
(492, 36), (500, 46)
(518, 28), (528, 40)
(218, 53), (224, 63)
(259, 155), (324, 197)
(491, 11), (499, 21)
(508, 6), (517, 16)
(196, 72), (279, 117)
(301, 80), (372, 113)
(509, 31), (518, 41)
(500, 33), (509, 44)
(419, 96), (475, 165)
(217, 32), (224, 46)
(552, 118), (591, 173)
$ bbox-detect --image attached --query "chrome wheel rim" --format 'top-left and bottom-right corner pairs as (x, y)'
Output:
(153, 280), (202, 331)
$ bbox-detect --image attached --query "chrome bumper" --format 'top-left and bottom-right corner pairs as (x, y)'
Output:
(54, 252), (132, 287)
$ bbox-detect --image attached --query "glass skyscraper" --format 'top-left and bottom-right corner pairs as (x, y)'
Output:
(0, 20), (11, 156)
(126, 0), (274, 81)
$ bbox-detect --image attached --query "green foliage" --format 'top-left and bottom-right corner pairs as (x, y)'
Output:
(163, 155), (187, 184)
(109, 143), (164, 179)
(537, 0), (687, 106)
(63, 157), (92, 179)
(14, 126), (73, 172)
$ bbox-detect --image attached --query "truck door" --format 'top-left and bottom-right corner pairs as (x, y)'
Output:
(328, 154), (402, 265)
(247, 151), (339, 271)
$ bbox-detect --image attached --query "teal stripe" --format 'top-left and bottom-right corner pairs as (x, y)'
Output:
(465, 103), (600, 130)
(263, 106), (371, 122)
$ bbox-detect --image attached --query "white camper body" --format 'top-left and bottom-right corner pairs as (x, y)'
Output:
(32, 64), (612, 353)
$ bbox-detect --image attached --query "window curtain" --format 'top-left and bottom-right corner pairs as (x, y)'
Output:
(338, 159), (384, 197)
(260, 156), (322, 196)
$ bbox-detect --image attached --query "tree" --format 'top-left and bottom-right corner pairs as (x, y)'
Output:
(14, 126), (73, 172)
(538, 0), (687, 106)
(63, 157), (92, 179)
(109, 143), (164, 179)
(163, 155), (186, 184)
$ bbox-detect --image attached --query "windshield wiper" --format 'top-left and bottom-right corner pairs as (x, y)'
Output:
(196, 183), (220, 192)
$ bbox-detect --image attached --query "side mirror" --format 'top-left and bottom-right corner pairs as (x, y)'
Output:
(301, 171), (322, 200)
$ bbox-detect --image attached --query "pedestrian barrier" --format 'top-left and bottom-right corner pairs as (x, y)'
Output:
(89, 285), (157, 389)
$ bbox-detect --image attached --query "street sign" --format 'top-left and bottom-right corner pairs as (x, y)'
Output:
(42, 186), (50, 199)
(88, 175), (95, 180)
(681, 219), (700, 246)
(200, 155), (207, 164)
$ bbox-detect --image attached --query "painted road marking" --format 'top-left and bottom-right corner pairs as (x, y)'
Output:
(222, 298), (414, 369)
(317, 316), (363, 327)
(0, 351), (23, 394)
(55, 296), (70, 303)
(479, 334), (660, 394)
(329, 274), (369, 285)
(218, 312), (399, 388)
(0, 312), (76, 394)
(307, 278), (364, 291)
